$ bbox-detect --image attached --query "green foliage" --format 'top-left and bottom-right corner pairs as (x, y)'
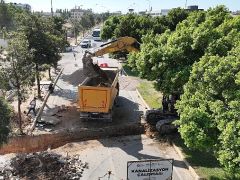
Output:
(176, 45), (240, 174)
(0, 1), (13, 29)
(16, 14), (66, 97)
(101, 15), (122, 40)
(80, 12), (95, 31)
(167, 7), (189, 31)
(128, 6), (235, 95)
(3, 31), (34, 95)
(0, 97), (12, 146)
(0, 31), (34, 133)
(101, 8), (189, 60)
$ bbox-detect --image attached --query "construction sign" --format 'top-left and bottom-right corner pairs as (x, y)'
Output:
(127, 159), (173, 180)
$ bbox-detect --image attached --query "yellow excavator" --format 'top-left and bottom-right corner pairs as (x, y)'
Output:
(78, 36), (140, 122)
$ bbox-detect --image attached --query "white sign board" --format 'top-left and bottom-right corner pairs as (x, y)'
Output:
(127, 159), (173, 180)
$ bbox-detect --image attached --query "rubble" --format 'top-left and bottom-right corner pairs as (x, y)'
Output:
(0, 152), (88, 180)
(38, 116), (62, 125)
(42, 107), (60, 116)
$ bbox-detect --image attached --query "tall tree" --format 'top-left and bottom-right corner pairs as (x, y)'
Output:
(175, 45), (240, 175)
(0, 0), (12, 29)
(18, 14), (63, 97)
(70, 18), (82, 45)
(1, 32), (34, 133)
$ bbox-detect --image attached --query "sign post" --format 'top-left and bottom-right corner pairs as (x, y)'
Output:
(127, 159), (173, 180)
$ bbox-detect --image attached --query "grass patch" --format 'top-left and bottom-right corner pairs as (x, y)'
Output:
(137, 80), (162, 109)
(173, 136), (240, 180)
(122, 64), (139, 77)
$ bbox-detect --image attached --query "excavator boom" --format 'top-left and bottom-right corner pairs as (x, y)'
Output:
(82, 36), (140, 79)
(93, 36), (140, 57)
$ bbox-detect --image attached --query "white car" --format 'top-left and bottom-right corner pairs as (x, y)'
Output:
(80, 39), (91, 48)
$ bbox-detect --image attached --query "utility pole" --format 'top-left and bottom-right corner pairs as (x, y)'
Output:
(51, 0), (53, 17)
(185, 0), (188, 9)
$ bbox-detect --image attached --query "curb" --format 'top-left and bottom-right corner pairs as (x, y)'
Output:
(121, 66), (128, 77)
(136, 89), (151, 110)
(122, 67), (202, 180)
(172, 144), (203, 180)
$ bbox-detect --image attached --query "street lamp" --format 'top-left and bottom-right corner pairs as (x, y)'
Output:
(51, 0), (53, 17)
(185, 0), (188, 9)
(146, 0), (151, 12)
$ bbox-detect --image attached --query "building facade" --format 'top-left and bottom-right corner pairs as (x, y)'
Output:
(10, 3), (31, 11)
(70, 7), (91, 20)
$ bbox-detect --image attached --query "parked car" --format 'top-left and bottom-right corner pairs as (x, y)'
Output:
(80, 39), (91, 48)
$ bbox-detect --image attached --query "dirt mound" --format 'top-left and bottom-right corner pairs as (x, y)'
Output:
(1, 152), (88, 180)
(61, 69), (86, 86)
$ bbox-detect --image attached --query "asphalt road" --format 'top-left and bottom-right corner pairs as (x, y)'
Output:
(53, 135), (194, 180)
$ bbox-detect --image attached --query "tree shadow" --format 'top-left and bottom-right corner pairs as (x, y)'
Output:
(173, 136), (221, 168)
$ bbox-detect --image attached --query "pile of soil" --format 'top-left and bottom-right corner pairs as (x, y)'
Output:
(61, 69), (86, 86)
(0, 152), (88, 180)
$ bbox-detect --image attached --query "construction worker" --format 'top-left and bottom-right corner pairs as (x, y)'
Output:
(73, 52), (76, 60)
(48, 83), (54, 94)
(27, 97), (37, 116)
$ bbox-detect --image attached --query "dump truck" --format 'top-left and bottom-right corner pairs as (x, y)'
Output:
(78, 37), (140, 122)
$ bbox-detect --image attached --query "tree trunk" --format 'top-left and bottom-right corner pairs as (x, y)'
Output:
(48, 67), (51, 80)
(35, 63), (41, 98)
(17, 92), (23, 134)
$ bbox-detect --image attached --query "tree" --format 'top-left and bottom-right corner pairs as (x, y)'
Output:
(0, 0), (12, 29)
(175, 45), (240, 175)
(101, 15), (122, 40)
(0, 97), (12, 146)
(1, 32), (34, 134)
(80, 12), (95, 36)
(18, 14), (63, 97)
(167, 7), (189, 31)
(70, 18), (82, 45)
(128, 6), (232, 96)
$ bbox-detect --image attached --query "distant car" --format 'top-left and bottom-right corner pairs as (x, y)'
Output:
(80, 39), (91, 48)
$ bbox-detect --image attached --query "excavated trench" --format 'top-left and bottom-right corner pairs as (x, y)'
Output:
(0, 123), (146, 155)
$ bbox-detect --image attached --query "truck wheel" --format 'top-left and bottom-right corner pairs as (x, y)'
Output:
(104, 118), (112, 123)
(81, 118), (88, 122)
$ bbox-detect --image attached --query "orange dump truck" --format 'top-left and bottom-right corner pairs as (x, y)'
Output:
(78, 67), (119, 122)
(78, 37), (140, 122)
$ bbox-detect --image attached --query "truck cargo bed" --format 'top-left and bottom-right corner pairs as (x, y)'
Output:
(78, 68), (119, 120)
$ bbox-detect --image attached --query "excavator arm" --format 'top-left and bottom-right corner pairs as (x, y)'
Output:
(82, 36), (140, 79)
(91, 36), (140, 57)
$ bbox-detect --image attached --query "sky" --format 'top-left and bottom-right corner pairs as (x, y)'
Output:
(5, 0), (240, 13)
